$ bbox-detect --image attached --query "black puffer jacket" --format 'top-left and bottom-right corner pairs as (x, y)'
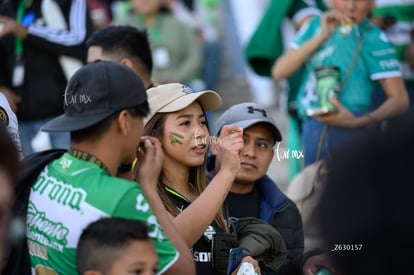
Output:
(226, 175), (321, 275)
(233, 217), (287, 272)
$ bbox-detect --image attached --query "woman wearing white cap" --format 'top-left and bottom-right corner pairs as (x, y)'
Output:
(141, 83), (261, 275)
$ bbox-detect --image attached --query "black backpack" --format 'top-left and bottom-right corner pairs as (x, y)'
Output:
(2, 149), (66, 275)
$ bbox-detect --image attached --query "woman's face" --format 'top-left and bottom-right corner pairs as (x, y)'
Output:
(161, 102), (209, 168)
(131, 0), (162, 16)
(332, 0), (374, 25)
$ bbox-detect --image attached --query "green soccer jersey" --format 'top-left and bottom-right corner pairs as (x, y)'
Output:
(288, 0), (323, 25)
(292, 16), (401, 119)
(286, 0), (327, 106)
(372, 0), (414, 82)
(27, 153), (178, 275)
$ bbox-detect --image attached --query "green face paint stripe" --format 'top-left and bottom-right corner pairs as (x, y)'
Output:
(169, 132), (184, 146)
(169, 136), (182, 145)
(170, 132), (184, 139)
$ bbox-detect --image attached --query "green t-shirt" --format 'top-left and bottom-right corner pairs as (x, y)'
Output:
(372, 0), (414, 82)
(292, 16), (401, 118)
(27, 153), (178, 275)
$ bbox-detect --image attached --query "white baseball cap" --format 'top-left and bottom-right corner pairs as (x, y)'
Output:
(144, 83), (222, 125)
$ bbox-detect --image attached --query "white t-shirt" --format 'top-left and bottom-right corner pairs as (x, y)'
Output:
(0, 92), (23, 159)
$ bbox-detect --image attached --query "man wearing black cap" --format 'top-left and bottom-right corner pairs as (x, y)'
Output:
(25, 61), (195, 275)
(208, 102), (334, 275)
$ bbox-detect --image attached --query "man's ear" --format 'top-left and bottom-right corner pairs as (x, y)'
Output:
(117, 110), (131, 136)
(150, 129), (164, 145)
(120, 58), (134, 70)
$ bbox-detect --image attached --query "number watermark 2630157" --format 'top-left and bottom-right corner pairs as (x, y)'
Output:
(330, 244), (363, 252)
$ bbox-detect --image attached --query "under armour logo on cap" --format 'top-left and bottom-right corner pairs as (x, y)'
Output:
(214, 102), (282, 142)
(181, 85), (193, 95)
(247, 106), (267, 117)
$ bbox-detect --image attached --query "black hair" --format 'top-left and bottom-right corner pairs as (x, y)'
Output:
(77, 217), (150, 274)
(87, 25), (153, 73)
(0, 125), (19, 181)
(71, 103), (149, 142)
(316, 111), (414, 275)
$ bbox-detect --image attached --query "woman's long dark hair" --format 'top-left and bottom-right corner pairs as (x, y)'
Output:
(143, 112), (228, 232)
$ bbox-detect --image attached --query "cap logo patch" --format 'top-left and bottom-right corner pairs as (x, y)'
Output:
(63, 81), (92, 108)
(64, 81), (79, 107)
(247, 106), (267, 117)
(181, 85), (193, 95)
(0, 107), (9, 127)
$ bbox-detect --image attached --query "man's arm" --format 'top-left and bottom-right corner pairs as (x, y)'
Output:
(25, 0), (90, 58)
(272, 10), (349, 81)
(271, 34), (325, 81)
(0, 0), (89, 58)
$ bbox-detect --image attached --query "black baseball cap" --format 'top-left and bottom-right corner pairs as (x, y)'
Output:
(215, 102), (282, 142)
(42, 61), (147, 132)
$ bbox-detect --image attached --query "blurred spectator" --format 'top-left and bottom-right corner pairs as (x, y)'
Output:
(316, 111), (414, 275)
(0, 125), (19, 269)
(77, 217), (159, 275)
(0, 0), (91, 156)
(370, 0), (414, 118)
(224, 0), (275, 107)
(114, 0), (203, 89)
(86, 25), (154, 88)
(246, 0), (327, 180)
(408, 30), (414, 70)
(0, 91), (22, 158)
(272, 0), (409, 166)
(165, 0), (221, 90)
(87, 0), (112, 31)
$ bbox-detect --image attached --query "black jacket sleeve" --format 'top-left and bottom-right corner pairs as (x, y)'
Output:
(24, 0), (91, 59)
(268, 201), (321, 275)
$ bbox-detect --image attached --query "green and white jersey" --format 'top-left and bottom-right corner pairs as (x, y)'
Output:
(289, 0), (323, 26)
(27, 153), (178, 275)
(291, 16), (401, 118)
(372, 0), (414, 82)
